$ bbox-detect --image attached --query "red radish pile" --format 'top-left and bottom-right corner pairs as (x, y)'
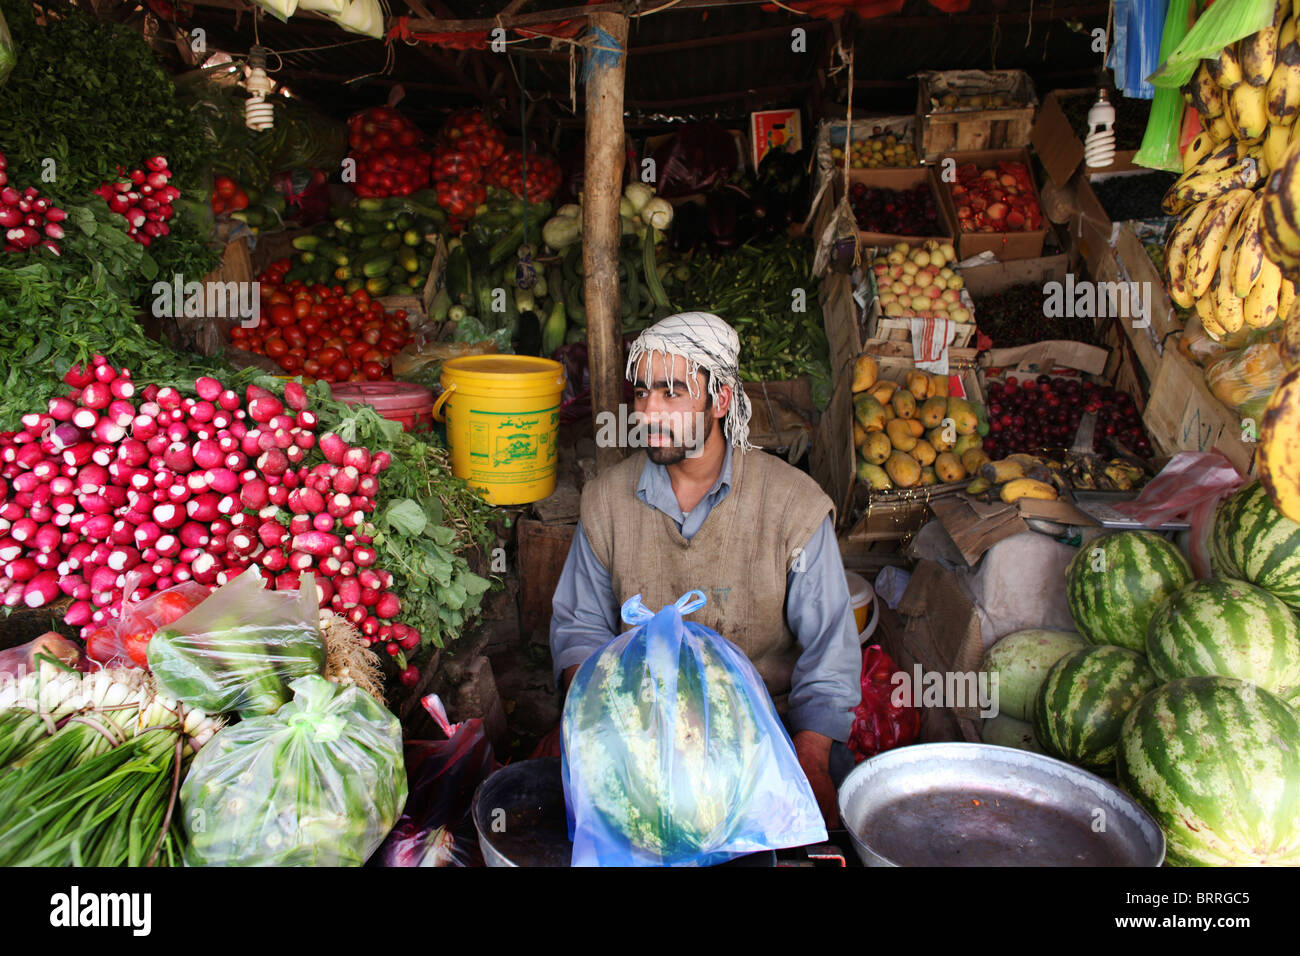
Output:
(0, 360), (422, 669)
(0, 152), (68, 255)
(92, 156), (180, 247)
(948, 161), (1043, 234)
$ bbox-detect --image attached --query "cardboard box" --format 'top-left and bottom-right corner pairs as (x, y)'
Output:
(839, 166), (957, 249)
(1115, 221), (1184, 377)
(742, 378), (815, 452)
(936, 148), (1048, 261)
(751, 109), (802, 171)
(1033, 90), (1144, 189)
(1143, 345), (1258, 478)
(916, 70), (1038, 163)
(825, 114), (922, 168)
(960, 253), (1069, 298)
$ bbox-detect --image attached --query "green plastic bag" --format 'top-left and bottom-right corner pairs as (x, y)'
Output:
(148, 567), (326, 717)
(0, 9), (15, 89)
(1149, 0), (1278, 88)
(180, 675), (408, 866)
(1135, 0), (1195, 171)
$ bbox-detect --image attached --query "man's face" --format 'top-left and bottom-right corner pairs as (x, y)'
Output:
(631, 352), (729, 465)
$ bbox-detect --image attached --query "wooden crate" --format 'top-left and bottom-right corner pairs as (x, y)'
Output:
(867, 314), (976, 349)
(1114, 221), (1184, 377)
(1143, 345), (1258, 477)
(917, 70), (1037, 162)
(935, 147), (1048, 261)
(837, 166), (956, 248)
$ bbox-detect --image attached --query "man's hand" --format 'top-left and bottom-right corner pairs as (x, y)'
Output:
(793, 729), (840, 829)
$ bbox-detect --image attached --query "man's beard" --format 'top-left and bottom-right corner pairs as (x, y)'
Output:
(644, 415), (714, 465)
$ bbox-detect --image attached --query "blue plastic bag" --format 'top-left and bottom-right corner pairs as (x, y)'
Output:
(561, 591), (827, 867)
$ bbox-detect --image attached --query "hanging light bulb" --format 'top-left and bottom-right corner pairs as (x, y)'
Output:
(1084, 88), (1117, 169)
(243, 45), (276, 131)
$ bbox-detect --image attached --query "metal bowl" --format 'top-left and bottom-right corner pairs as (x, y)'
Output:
(837, 742), (1164, 867)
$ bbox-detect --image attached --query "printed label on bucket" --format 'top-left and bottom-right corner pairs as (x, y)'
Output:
(465, 405), (560, 485)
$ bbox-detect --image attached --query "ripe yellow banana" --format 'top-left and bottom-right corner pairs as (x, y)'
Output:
(1208, 113), (1237, 144)
(1232, 191), (1267, 296)
(1267, 17), (1300, 124)
(1189, 188), (1256, 299)
(1245, 254), (1284, 328)
(1214, 243), (1247, 333)
(1231, 82), (1270, 141)
(1258, 365), (1300, 524)
(1211, 42), (1246, 90)
(1265, 120), (1293, 175)
(1280, 297), (1300, 369)
(1166, 201), (1213, 308)
(1182, 131), (1216, 173)
(1189, 60), (1228, 120)
(1000, 478), (1059, 504)
(1164, 155), (1262, 215)
(1195, 290), (1227, 340)
(1280, 276), (1298, 325)
(1242, 22), (1281, 87)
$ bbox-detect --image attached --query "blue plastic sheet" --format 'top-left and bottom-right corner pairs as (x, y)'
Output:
(1109, 0), (1168, 100)
(561, 591), (827, 867)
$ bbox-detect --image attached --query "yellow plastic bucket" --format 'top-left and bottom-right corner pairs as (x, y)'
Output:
(432, 355), (566, 505)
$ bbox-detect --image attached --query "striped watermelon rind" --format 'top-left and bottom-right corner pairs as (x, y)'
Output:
(1117, 676), (1300, 866)
(1066, 532), (1194, 652)
(1146, 577), (1300, 701)
(1212, 481), (1300, 612)
(1032, 645), (1158, 773)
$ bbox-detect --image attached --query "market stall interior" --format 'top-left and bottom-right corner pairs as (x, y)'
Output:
(1, 0), (1299, 868)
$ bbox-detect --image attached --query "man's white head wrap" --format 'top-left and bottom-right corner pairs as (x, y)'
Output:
(625, 311), (755, 451)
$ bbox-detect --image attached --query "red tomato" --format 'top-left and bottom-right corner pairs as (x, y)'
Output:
(346, 340), (370, 361)
(316, 346), (343, 367)
(84, 627), (119, 663)
(266, 337), (289, 359)
(362, 361), (386, 380)
(282, 327), (307, 349)
(153, 591), (196, 625)
(332, 359), (355, 379)
(303, 358), (323, 377)
(279, 354), (303, 374)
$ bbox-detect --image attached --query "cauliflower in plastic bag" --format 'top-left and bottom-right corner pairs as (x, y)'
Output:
(561, 591), (826, 867)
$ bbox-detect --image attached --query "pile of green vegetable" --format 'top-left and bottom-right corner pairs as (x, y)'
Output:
(283, 192), (448, 294)
(0, 0), (217, 283)
(674, 234), (831, 389)
(0, 663), (224, 867)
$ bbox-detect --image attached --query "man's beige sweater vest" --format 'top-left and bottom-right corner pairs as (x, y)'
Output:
(580, 449), (834, 711)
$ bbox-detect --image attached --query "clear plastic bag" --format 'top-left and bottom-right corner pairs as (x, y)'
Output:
(180, 675), (407, 867)
(1205, 331), (1285, 422)
(562, 591), (827, 867)
(0, 633), (81, 680)
(83, 571), (210, 669)
(377, 694), (500, 867)
(1178, 320), (1234, 367)
(147, 566), (325, 716)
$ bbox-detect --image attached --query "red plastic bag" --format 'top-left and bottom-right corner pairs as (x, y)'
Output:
(848, 644), (920, 762)
(82, 572), (209, 669)
(376, 694), (501, 867)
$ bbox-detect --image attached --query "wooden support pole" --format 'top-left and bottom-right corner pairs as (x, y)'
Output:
(582, 11), (629, 475)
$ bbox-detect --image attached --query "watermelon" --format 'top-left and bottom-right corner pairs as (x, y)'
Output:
(980, 629), (1088, 722)
(1212, 481), (1300, 612)
(1032, 645), (1158, 773)
(980, 714), (1043, 753)
(1066, 531), (1194, 651)
(1146, 578), (1300, 700)
(1117, 676), (1300, 866)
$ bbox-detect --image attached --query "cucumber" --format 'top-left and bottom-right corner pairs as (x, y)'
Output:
(419, 241), (439, 258)
(380, 233), (403, 251)
(298, 251), (316, 265)
(395, 212), (415, 231)
(407, 273), (424, 289)
(359, 233), (385, 251)
(403, 228), (422, 247)
(345, 277), (365, 294)
(356, 198), (388, 214)
(446, 243), (472, 307)
(366, 277), (391, 296)
(361, 253), (394, 279)
(396, 246), (420, 273)
(334, 265), (352, 281)
(284, 264), (311, 283)
(541, 300), (567, 356)
(291, 234), (320, 252)
(387, 263), (408, 284)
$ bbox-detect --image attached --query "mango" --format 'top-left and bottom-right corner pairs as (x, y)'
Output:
(857, 461), (893, 490)
(934, 451), (966, 483)
(919, 396), (948, 428)
(911, 438), (937, 466)
(946, 397), (978, 435)
(853, 393), (887, 432)
(927, 426), (954, 453)
(885, 450), (922, 488)
(907, 418), (925, 438)
(892, 389), (917, 420)
(853, 421), (868, 448)
(929, 373), (950, 398)
(886, 417), (918, 452)
(852, 354), (879, 393)
(862, 431), (892, 465)
(953, 432), (983, 456)
(869, 380), (897, 405)
(906, 371), (931, 400)
(961, 447), (991, 475)
(920, 466), (938, 486)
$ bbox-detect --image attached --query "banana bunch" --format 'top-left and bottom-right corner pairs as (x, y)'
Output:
(964, 455), (1062, 504)
(1168, 0), (1300, 342)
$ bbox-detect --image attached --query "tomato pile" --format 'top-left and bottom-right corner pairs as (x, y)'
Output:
(430, 110), (504, 228)
(347, 107), (433, 199)
(210, 174), (251, 216)
(948, 161), (1043, 234)
(92, 155), (179, 247)
(486, 148), (562, 203)
(229, 260), (412, 382)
